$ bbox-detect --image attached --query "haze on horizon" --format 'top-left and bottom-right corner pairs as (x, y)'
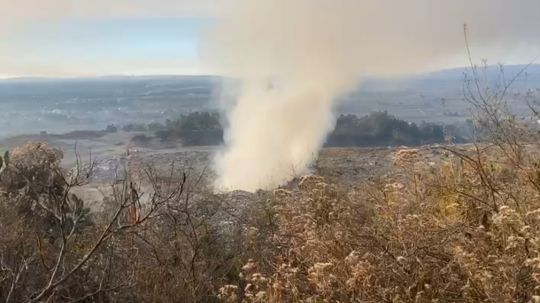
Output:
(0, 0), (539, 78)
(3, 0), (540, 191)
(3, 3), (540, 301)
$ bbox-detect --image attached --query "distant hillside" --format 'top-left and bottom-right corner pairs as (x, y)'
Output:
(0, 65), (538, 137)
(0, 76), (221, 138)
(339, 64), (540, 123)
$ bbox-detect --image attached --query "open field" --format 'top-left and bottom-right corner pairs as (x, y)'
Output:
(0, 129), (456, 214)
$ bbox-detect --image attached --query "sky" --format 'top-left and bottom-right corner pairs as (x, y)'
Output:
(0, 0), (220, 77)
(0, 17), (212, 76)
(1, 0), (539, 78)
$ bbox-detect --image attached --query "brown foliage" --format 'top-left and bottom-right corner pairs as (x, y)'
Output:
(3, 64), (540, 302)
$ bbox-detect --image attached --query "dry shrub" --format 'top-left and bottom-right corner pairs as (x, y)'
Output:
(222, 137), (540, 302)
(218, 74), (540, 301)
(4, 66), (540, 302)
(3, 137), (540, 302)
(215, 62), (540, 302)
(0, 142), (243, 302)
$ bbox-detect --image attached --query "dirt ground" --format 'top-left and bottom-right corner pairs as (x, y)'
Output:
(0, 132), (453, 211)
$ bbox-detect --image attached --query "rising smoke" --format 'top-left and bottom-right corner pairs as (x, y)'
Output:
(203, 0), (540, 192)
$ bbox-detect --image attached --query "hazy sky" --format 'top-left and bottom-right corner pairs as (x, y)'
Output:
(0, 0), (219, 77)
(1, 0), (539, 77)
(0, 17), (211, 76)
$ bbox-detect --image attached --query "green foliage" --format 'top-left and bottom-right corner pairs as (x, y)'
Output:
(155, 111), (224, 146)
(167, 111), (222, 132)
(151, 111), (446, 148)
(130, 133), (152, 146)
(105, 124), (118, 133)
(326, 111), (445, 147)
(122, 122), (148, 132)
(147, 121), (166, 132)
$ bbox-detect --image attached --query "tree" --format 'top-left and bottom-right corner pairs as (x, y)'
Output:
(326, 112), (444, 147)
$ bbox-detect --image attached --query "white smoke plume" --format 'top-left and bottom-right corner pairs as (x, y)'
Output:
(204, 0), (540, 192)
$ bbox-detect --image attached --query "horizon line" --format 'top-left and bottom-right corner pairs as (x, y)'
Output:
(2, 63), (540, 82)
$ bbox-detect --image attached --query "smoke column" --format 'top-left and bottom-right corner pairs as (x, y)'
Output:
(203, 0), (540, 192)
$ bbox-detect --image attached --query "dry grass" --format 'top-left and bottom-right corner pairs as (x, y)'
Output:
(3, 66), (540, 302)
(4, 117), (540, 302)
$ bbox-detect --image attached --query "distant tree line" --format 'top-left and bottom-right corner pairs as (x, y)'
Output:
(326, 111), (445, 147)
(154, 112), (224, 146)
(125, 111), (446, 147)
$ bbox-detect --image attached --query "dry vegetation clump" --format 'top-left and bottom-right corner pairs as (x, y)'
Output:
(0, 142), (246, 302)
(216, 66), (540, 302)
(393, 148), (420, 168)
(4, 67), (540, 302)
(219, 136), (540, 302)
